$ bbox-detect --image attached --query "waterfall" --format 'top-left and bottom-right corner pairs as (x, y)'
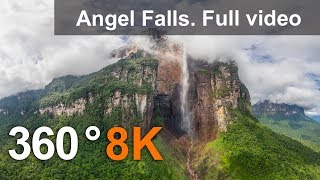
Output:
(180, 46), (198, 180)
(180, 45), (192, 135)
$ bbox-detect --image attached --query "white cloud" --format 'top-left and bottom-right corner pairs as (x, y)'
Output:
(237, 37), (320, 116)
(0, 0), (124, 97)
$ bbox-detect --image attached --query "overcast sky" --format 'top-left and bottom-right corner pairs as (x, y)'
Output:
(0, 0), (320, 116)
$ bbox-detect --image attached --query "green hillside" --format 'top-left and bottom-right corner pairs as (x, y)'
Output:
(195, 111), (320, 179)
(256, 116), (320, 151)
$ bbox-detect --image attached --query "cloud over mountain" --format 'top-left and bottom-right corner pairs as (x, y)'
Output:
(0, 0), (124, 97)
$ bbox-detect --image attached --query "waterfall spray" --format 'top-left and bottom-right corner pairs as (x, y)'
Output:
(180, 45), (192, 135)
(180, 45), (198, 180)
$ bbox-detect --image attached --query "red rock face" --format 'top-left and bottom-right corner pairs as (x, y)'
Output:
(153, 44), (185, 136)
(156, 43), (183, 93)
(156, 59), (182, 95)
(189, 69), (219, 141)
(187, 60), (250, 141)
(109, 41), (251, 141)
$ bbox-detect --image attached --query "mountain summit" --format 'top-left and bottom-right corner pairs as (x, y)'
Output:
(253, 100), (313, 121)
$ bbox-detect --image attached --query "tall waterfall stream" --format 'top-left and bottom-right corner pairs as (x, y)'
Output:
(180, 46), (198, 180)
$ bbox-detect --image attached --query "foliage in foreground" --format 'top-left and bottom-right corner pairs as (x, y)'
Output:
(197, 111), (320, 179)
(0, 113), (186, 179)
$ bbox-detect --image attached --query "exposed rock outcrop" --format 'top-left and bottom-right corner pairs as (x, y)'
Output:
(188, 60), (250, 141)
(252, 100), (312, 121)
(111, 41), (186, 135)
(253, 100), (305, 116)
(149, 44), (251, 141)
(105, 91), (154, 134)
(0, 108), (8, 115)
(39, 98), (87, 117)
(102, 55), (158, 134)
(153, 44), (185, 135)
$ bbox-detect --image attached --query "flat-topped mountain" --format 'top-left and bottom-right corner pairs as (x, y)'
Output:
(253, 100), (320, 151)
(252, 100), (316, 122)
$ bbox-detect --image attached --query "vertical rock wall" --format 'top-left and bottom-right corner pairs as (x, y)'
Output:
(188, 60), (250, 141)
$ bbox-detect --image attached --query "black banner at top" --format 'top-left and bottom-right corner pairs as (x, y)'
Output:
(54, 0), (320, 35)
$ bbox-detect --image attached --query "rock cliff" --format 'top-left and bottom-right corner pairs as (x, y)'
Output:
(39, 98), (88, 117)
(253, 100), (305, 116)
(253, 100), (312, 121)
(110, 41), (251, 141)
(188, 60), (250, 141)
